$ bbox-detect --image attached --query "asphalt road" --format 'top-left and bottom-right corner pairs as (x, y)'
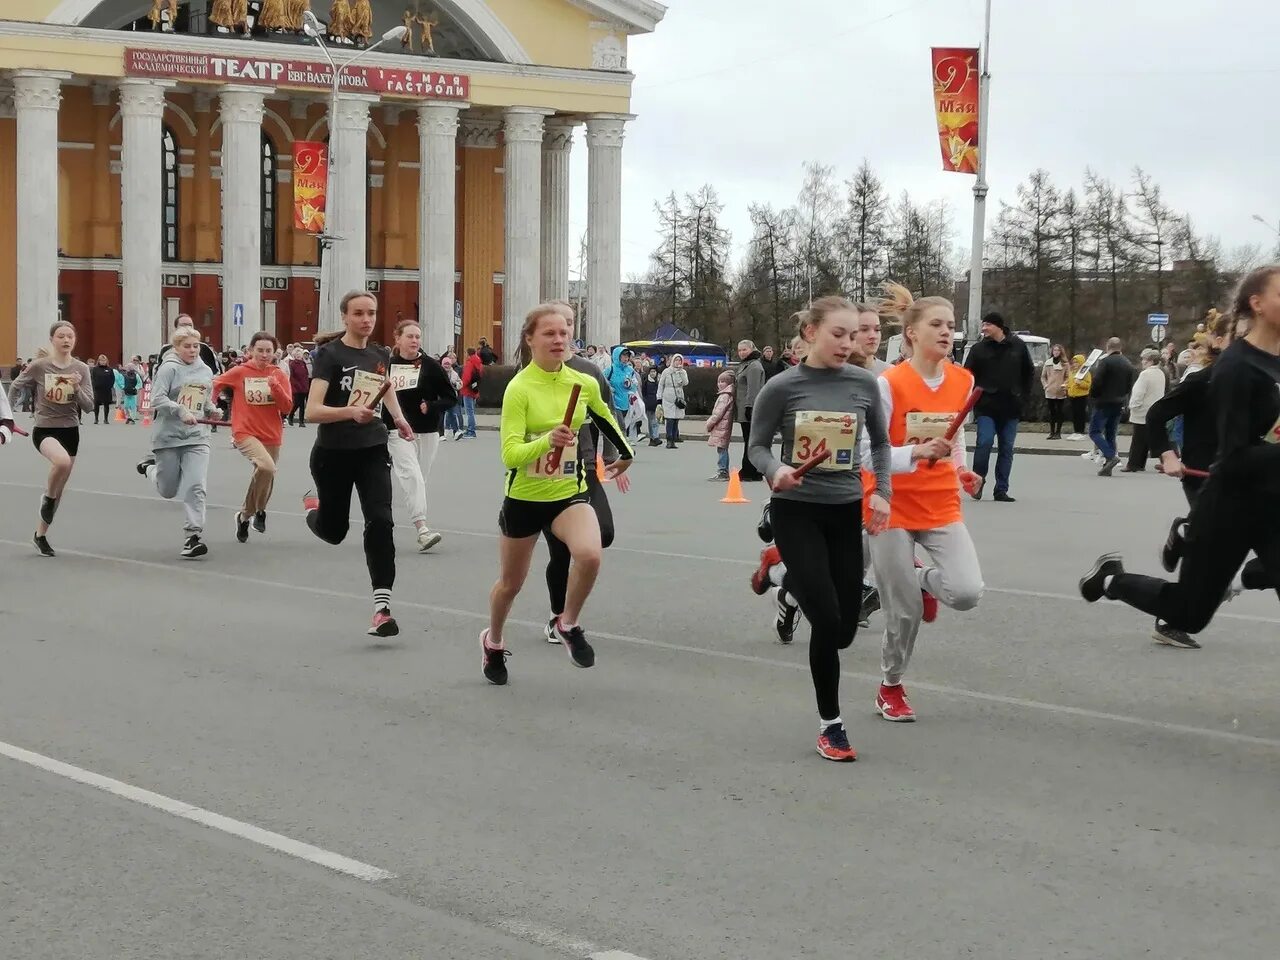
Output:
(1, 421), (1278, 960)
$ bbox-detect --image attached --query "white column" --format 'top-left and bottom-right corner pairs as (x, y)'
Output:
(417, 101), (463, 355)
(219, 86), (267, 349)
(12, 72), (67, 357)
(540, 119), (575, 303)
(119, 79), (169, 362)
(585, 114), (629, 348)
(324, 95), (376, 331)
(501, 107), (552, 362)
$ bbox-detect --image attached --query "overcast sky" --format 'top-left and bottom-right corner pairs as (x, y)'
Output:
(566, 0), (1280, 281)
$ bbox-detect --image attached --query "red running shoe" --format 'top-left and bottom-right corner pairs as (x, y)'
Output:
(368, 608), (399, 638)
(876, 683), (916, 722)
(816, 723), (857, 762)
(916, 558), (938, 623)
(751, 544), (781, 596)
(302, 489), (320, 514)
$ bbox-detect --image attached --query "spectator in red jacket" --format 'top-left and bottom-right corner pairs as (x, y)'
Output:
(459, 347), (483, 439)
(287, 347), (310, 427)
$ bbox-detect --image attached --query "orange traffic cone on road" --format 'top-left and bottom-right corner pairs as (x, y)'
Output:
(721, 469), (750, 504)
(113, 407), (125, 423)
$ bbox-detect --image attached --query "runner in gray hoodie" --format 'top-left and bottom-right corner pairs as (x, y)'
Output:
(136, 328), (216, 559)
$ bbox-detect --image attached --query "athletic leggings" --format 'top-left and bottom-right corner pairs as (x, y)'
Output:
(770, 497), (863, 721)
(306, 444), (396, 591)
(94, 399), (112, 422)
(544, 469), (614, 615)
(1046, 397), (1066, 435)
(1108, 475), (1280, 633)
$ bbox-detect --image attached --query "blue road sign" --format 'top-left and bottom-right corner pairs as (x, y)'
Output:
(1147, 313), (1169, 326)
(233, 303), (245, 327)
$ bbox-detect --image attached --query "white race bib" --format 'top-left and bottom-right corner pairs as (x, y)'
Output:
(176, 383), (208, 413)
(389, 364), (420, 391)
(526, 434), (579, 478)
(904, 411), (955, 445)
(44, 373), (75, 404)
(793, 410), (858, 472)
(347, 369), (385, 409)
(244, 377), (274, 406)
(1266, 412), (1280, 445)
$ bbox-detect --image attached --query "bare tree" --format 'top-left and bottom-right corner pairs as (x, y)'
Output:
(837, 160), (890, 301)
(1128, 166), (1180, 312)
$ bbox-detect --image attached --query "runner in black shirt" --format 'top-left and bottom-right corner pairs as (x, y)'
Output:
(303, 291), (417, 638)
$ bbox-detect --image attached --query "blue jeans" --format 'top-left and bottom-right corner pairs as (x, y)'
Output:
(646, 410), (659, 441)
(716, 446), (729, 474)
(1089, 403), (1123, 460)
(973, 415), (1019, 496)
(463, 395), (477, 436)
(444, 403), (461, 434)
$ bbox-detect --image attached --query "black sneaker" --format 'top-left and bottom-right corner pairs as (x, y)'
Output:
(181, 534), (208, 560)
(551, 618), (595, 668)
(32, 533), (55, 558)
(1153, 621), (1199, 649)
(775, 588), (800, 644)
(39, 496), (58, 525)
(1080, 552), (1125, 603)
(1161, 516), (1186, 573)
(234, 511), (250, 543)
(1098, 456), (1120, 477)
(859, 585), (881, 628)
(136, 457), (155, 477)
(757, 502), (773, 543)
(993, 491), (1016, 502)
(252, 511), (267, 534)
(480, 630), (511, 685)
(544, 615), (560, 644)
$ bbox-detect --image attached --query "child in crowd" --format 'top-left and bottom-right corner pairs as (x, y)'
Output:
(704, 370), (736, 481)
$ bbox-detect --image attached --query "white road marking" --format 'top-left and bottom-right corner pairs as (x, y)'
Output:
(590, 953), (654, 960)
(2, 481), (1276, 625)
(3, 537), (1278, 751)
(0, 738), (396, 883)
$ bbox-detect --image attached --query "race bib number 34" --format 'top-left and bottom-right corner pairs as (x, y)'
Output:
(389, 364), (420, 392)
(244, 377), (273, 405)
(904, 411), (955, 445)
(44, 374), (75, 404)
(793, 410), (857, 471)
(347, 370), (385, 408)
(527, 435), (578, 478)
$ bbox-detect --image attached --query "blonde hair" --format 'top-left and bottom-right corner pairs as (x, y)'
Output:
(170, 327), (202, 348)
(878, 282), (954, 346)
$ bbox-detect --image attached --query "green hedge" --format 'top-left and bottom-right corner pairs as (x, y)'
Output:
(478, 364), (727, 416)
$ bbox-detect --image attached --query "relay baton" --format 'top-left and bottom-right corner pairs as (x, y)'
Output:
(368, 380), (393, 410)
(792, 448), (832, 478)
(11, 424), (29, 437)
(929, 387), (983, 465)
(1182, 467), (1210, 479)
(546, 383), (582, 474)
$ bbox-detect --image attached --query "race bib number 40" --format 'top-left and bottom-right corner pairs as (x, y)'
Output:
(527, 435), (579, 478)
(793, 410), (857, 471)
(244, 377), (274, 405)
(347, 370), (385, 409)
(176, 383), (208, 413)
(904, 411), (955, 445)
(44, 374), (75, 404)
(389, 364), (420, 392)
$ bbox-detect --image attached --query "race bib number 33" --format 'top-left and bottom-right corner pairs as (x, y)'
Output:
(904, 411), (955, 445)
(793, 410), (857, 471)
(244, 377), (273, 405)
(389, 364), (420, 392)
(347, 370), (385, 408)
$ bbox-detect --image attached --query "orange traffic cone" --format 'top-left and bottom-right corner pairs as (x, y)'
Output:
(596, 453), (611, 483)
(113, 407), (126, 423)
(721, 469), (750, 504)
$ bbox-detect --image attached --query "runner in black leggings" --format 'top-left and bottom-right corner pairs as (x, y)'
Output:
(748, 296), (892, 762)
(302, 291), (417, 638)
(1081, 265), (1280, 632)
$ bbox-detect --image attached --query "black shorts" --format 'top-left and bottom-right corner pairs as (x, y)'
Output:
(498, 494), (591, 540)
(31, 426), (80, 457)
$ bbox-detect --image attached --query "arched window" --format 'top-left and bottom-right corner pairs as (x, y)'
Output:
(161, 125), (180, 262)
(261, 132), (277, 266)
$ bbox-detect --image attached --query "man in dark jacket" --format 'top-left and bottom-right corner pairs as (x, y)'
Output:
(963, 312), (1035, 501)
(477, 337), (498, 365)
(1088, 337), (1136, 477)
(157, 315), (222, 376)
(734, 339), (767, 481)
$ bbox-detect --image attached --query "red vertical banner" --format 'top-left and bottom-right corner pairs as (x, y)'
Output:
(930, 47), (980, 174)
(292, 140), (328, 232)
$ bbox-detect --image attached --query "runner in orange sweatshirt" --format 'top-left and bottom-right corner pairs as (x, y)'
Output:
(212, 332), (293, 543)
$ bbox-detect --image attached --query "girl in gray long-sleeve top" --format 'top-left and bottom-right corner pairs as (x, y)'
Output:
(6, 322), (95, 557)
(747, 296), (893, 763)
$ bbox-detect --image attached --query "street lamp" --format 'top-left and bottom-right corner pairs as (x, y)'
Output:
(301, 11), (408, 327)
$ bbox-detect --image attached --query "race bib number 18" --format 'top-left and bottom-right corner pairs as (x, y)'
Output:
(527, 436), (578, 477)
(904, 411), (954, 445)
(347, 370), (385, 408)
(793, 410), (857, 471)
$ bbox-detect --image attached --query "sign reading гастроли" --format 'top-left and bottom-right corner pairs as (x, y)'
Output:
(125, 48), (469, 100)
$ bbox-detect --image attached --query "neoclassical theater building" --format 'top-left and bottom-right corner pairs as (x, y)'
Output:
(0, 0), (665, 366)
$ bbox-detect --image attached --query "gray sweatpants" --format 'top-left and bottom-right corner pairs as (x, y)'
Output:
(868, 523), (983, 686)
(150, 444), (210, 535)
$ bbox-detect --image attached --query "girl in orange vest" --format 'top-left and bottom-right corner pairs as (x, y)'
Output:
(864, 284), (985, 722)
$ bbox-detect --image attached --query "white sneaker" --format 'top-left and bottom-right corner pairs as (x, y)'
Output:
(417, 529), (442, 552)
(452, 430), (463, 441)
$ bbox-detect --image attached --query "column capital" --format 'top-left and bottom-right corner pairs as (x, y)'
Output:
(417, 101), (463, 138)
(218, 85), (269, 125)
(332, 95), (375, 133)
(11, 71), (70, 112)
(459, 115), (501, 149)
(503, 106), (554, 144)
(543, 118), (578, 152)
(118, 79), (171, 117)
(585, 113), (633, 149)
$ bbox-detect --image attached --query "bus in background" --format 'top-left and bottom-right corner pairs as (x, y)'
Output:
(620, 340), (729, 368)
(883, 332), (1050, 369)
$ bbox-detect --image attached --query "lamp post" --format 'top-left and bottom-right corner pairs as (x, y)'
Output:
(965, 0), (992, 346)
(1252, 213), (1280, 258)
(301, 12), (408, 328)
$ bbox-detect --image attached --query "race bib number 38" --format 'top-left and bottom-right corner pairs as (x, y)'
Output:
(244, 377), (273, 405)
(904, 411), (955, 445)
(44, 374), (75, 404)
(389, 364), (420, 392)
(793, 410), (857, 471)
(527, 435), (578, 478)
(347, 370), (385, 409)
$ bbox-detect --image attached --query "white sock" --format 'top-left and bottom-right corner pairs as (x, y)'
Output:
(768, 563), (785, 588)
(820, 716), (843, 731)
(558, 616), (578, 631)
(414, 520), (428, 533)
(372, 588), (392, 614)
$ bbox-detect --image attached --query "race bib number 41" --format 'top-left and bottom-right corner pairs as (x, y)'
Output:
(527, 435), (578, 478)
(176, 383), (208, 412)
(244, 377), (274, 405)
(347, 370), (385, 409)
(904, 411), (955, 445)
(44, 374), (75, 404)
(793, 410), (857, 471)
(388, 364), (420, 392)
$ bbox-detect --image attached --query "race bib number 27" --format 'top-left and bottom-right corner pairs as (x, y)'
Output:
(347, 370), (386, 409)
(793, 410), (857, 471)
